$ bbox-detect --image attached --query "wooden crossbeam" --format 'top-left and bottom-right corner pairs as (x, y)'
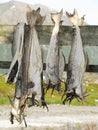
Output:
(0, 25), (98, 72)
(36, 25), (98, 46)
(0, 25), (98, 46)
(0, 61), (98, 72)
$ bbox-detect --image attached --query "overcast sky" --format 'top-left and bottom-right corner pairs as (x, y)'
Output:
(0, 0), (98, 25)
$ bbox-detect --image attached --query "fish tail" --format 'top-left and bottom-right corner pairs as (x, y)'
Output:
(51, 9), (63, 24)
(73, 9), (79, 25)
(26, 7), (40, 25)
(26, 5), (32, 13)
(36, 14), (46, 25)
(33, 7), (41, 22)
(66, 9), (79, 26)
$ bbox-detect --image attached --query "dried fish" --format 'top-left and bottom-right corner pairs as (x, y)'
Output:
(46, 9), (65, 94)
(62, 9), (88, 104)
(7, 7), (47, 126)
(6, 23), (24, 84)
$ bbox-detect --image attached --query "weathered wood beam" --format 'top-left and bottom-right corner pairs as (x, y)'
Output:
(0, 61), (11, 69)
(0, 25), (98, 46)
(36, 25), (98, 46)
(0, 61), (98, 72)
(0, 25), (15, 44)
(80, 26), (98, 46)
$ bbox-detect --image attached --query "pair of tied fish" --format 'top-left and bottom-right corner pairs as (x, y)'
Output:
(6, 7), (46, 127)
(46, 9), (88, 103)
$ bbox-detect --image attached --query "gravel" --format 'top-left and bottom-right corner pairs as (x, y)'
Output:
(0, 104), (98, 130)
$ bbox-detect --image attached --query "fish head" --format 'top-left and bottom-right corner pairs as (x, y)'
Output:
(8, 96), (25, 124)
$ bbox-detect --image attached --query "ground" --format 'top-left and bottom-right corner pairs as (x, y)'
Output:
(0, 104), (98, 130)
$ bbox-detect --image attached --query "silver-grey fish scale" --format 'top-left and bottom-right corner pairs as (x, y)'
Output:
(67, 26), (86, 97)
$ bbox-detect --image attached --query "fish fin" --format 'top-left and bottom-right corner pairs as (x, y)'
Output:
(6, 60), (18, 84)
(51, 9), (63, 24)
(84, 51), (89, 66)
(9, 112), (14, 124)
(79, 15), (85, 26)
(26, 5), (32, 13)
(7, 95), (14, 108)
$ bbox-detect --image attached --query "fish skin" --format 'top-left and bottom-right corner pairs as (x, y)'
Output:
(62, 9), (88, 104)
(21, 8), (43, 102)
(20, 7), (48, 111)
(46, 10), (65, 93)
(7, 8), (46, 126)
(12, 23), (24, 57)
(6, 23), (25, 125)
(27, 26), (42, 101)
(5, 23), (24, 84)
(63, 26), (87, 104)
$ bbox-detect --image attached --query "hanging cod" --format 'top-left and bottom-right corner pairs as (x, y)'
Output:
(45, 10), (65, 94)
(21, 7), (43, 107)
(6, 7), (47, 127)
(6, 23), (24, 84)
(5, 22), (25, 125)
(62, 9), (88, 104)
(23, 6), (47, 109)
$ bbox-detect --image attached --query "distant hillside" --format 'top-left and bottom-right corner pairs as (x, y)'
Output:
(0, 0), (72, 25)
(0, 1), (27, 25)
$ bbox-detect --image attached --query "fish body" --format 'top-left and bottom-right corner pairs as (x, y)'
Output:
(6, 23), (25, 125)
(6, 23), (24, 84)
(63, 10), (87, 103)
(66, 26), (86, 100)
(7, 7), (45, 126)
(20, 8), (42, 102)
(46, 10), (65, 92)
(27, 26), (42, 101)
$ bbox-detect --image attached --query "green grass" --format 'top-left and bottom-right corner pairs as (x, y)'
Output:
(0, 76), (15, 105)
(0, 76), (98, 106)
(67, 83), (98, 106)
(45, 82), (98, 106)
(0, 97), (10, 105)
(45, 89), (62, 104)
(84, 84), (98, 106)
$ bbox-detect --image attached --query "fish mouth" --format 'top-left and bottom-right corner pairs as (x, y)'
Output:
(9, 110), (27, 127)
(45, 81), (62, 95)
(62, 88), (85, 104)
(27, 96), (49, 112)
(9, 94), (49, 127)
